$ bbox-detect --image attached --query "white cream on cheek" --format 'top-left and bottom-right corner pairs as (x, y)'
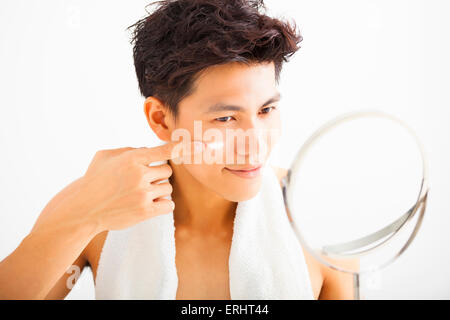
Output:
(204, 140), (224, 151)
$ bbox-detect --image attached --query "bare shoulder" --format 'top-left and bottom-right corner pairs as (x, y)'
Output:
(82, 230), (109, 284)
(318, 256), (359, 300)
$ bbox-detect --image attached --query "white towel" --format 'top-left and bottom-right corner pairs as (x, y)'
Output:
(95, 164), (314, 299)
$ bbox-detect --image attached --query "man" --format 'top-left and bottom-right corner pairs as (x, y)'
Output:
(0, 0), (355, 299)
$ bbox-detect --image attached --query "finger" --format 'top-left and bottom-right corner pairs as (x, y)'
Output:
(142, 164), (173, 183)
(152, 198), (175, 216)
(132, 140), (205, 164)
(107, 147), (135, 157)
(149, 182), (173, 199)
(152, 177), (171, 185)
(94, 147), (134, 160)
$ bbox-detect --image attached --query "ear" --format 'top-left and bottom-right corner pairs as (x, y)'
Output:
(143, 96), (173, 141)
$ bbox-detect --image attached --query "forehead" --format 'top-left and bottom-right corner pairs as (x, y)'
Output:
(178, 61), (278, 113)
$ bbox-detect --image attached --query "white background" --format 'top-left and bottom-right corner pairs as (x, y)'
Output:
(0, 0), (449, 299)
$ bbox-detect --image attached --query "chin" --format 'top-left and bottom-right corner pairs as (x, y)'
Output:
(184, 163), (266, 202)
(220, 176), (263, 202)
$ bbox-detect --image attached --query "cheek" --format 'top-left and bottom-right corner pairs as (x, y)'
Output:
(183, 163), (224, 188)
(259, 117), (281, 160)
(269, 123), (281, 149)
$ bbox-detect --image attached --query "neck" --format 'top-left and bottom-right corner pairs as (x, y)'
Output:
(168, 160), (237, 234)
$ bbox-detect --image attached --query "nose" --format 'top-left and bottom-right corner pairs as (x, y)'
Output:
(232, 123), (269, 165)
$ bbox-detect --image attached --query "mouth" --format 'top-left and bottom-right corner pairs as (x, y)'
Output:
(224, 165), (263, 179)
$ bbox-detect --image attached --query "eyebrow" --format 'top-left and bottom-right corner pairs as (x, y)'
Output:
(204, 92), (281, 113)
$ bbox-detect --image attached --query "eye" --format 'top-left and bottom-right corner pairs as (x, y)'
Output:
(259, 106), (276, 115)
(215, 116), (235, 122)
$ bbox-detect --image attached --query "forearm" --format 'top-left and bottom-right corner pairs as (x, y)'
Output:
(0, 216), (100, 299)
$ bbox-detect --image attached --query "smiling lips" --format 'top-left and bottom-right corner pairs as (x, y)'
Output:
(224, 165), (262, 179)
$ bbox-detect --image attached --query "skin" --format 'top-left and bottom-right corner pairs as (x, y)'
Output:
(0, 61), (357, 300)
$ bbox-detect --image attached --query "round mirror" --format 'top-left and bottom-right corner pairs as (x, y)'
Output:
(282, 111), (429, 299)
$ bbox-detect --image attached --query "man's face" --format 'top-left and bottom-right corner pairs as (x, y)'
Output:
(169, 61), (281, 202)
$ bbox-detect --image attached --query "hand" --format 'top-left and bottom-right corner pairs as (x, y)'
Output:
(52, 140), (203, 233)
